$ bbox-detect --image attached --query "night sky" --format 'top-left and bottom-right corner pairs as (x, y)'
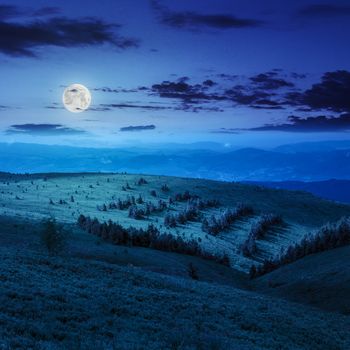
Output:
(1, 0), (350, 148)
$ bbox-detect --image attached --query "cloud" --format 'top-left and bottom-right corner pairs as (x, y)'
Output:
(0, 5), (61, 20)
(47, 102), (111, 112)
(244, 114), (350, 132)
(250, 72), (295, 90)
(290, 72), (307, 80)
(32, 7), (61, 17)
(226, 86), (285, 110)
(152, 71), (295, 110)
(151, 77), (225, 103)
(0, 16), (138, 57)
(99, 101), (221, 113)
(120, 125), (156, 132)
(93, 70), (305, 113)
(298, 4), (350, 18)
(98, 69), (348, 114)
(88, 106), (112, 112)
(45, 103), (64, 110)
(151, 0), (263, 31)
(289, 70), (350, 112)
(0, 5), (21, 20)
(211, 128), (240, 134)
(100, 103), (170, 111)
(6, 123), (87, 136)
(147, 73), (294, 111)
(93, 87), (142, 93)
(225, 70), (350, 112)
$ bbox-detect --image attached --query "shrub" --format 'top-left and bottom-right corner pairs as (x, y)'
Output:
(97, 203), (107, 211)
(202, 204), (254, 236)
(250, 214), (283, 240)
(173, 191), (198, 202)
(128, 205), (145, 220)
(240, 213), (282, 257)
(188, 263), (199, 280)
(136, 194), (144, 204)
(40, 218), (66, 255)
(137, 177), (148, 185)
(108, 196), (135, 210)
(164, 203), (200, 227)
(241, 236), (257, 257)
(161, 184), (170, 192)
(164, 213), (177, 228)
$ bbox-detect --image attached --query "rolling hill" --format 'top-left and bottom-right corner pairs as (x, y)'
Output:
(1, 172), (349, 273)
(253, 244), (350, 315)
(1, 172), (350, 349)
(1, 215), (350, 349)
(245, 179), (350, 204)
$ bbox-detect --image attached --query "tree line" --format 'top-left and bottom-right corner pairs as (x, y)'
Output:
(250, 217), (350, 278)
(241, 214), (283, 258)
(77, 214), (230, 266)
(202, 204), (254, 236)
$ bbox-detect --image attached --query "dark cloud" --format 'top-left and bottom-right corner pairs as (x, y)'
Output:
(250, 72), (295, 90)
(99, 69), (350, 114)
(92, 69), (306, 112)
(298, 4), (350, 18)
(151, 78), (225, 103)
(294, 70), (350, 112)
(32, 7), (61, 17)
(149, 72), (296, 111)
(225, 70), (350, 112)
(88, 106), (112, 112)
(218, 71), (295, 109)
(93, 87), (142, 94)
(151, 0), (263, 31)
(290, 72), (307, 80)
(6, 124), (87, 136)
(0, 5), (21, 19)
(100, 103), (170, 111)
(46, 101), (111, 112)
(0, 16), (138, 57)
(226, 86), (285, 110)
(99, 101), (221, 113)
(245, 114), (350, 132)
(0, 5), (61, 20)
(211, 128), (240, 134)
(217, 73), (239, 80)
(120, 125), (156, 132)
(45, 103), (64, 110)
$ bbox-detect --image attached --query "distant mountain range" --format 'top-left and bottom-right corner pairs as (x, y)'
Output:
(0, 141), (350, 184)
(274, 140), (350, 153)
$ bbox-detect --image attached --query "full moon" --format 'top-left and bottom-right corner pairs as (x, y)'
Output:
(63, 84), (91, 113)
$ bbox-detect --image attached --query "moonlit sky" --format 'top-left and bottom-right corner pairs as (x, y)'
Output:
(0, 0), (350, 148)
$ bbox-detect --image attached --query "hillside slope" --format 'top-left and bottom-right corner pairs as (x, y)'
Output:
(1, 173), (349, 272)
(1, 236), (350, 349)
(252, 245), (350, 314)
(246, 179), (350, 204)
